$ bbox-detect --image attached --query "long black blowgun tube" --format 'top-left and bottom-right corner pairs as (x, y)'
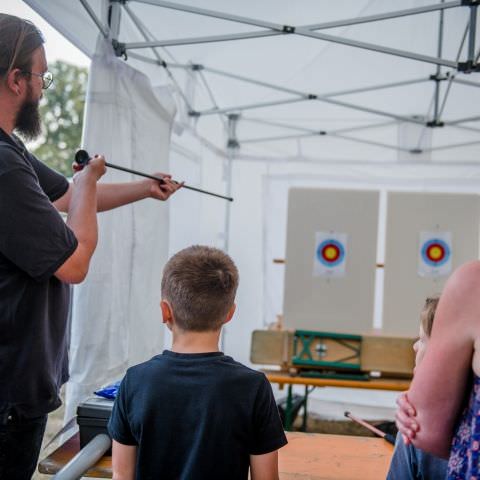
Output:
(74, 150), (233, 202)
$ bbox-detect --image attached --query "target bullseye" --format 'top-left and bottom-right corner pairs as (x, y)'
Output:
(421, 238), (450, 267)
(317, 239), (345, 267)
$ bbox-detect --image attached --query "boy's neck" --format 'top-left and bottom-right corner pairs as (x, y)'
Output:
(170, 328), (222, 354)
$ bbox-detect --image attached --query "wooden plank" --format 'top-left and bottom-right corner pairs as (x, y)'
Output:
(280, 432), (393, 480)
(265, 371), (410, 392)
(361, 335), (415, 376)
(39, 432), (393, 479)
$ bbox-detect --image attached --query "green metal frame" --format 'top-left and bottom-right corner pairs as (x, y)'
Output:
(292, 329), (362, 371)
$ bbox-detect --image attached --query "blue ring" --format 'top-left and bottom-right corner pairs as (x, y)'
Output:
(421, 238), (450, 267)
(317, 239), (345, 267)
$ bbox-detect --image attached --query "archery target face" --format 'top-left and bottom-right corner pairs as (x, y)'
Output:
(314, 233), (347, 277)
(418, 232), (452, 277)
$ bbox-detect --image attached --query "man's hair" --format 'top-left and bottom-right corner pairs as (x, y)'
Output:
(420, 295), (440, 337)
(0, 14), (44, 80)
(161, 245), (239, 332)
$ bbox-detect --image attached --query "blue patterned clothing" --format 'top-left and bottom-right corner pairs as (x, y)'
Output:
(448, 375), (480, 479)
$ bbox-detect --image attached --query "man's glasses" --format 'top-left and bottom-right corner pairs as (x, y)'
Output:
(22, 70), (53, 90)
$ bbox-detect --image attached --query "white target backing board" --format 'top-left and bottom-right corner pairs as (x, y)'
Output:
(383, 192), (480, 336)
(283, 188), (379, 334)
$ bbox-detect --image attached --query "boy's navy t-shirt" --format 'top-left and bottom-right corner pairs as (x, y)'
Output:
(108, 350), (288, 480)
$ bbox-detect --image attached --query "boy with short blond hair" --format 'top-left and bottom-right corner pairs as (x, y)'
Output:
(108, 245), (287, 480)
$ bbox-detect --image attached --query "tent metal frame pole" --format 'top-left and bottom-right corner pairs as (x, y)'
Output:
(424, 139), (480, 152)
(433, 1), (445, 124)
(438, 20), (470, 118)
(108, 0), (122, 41)
(468, 4), (478, 63)
(241, 130), (408, 153)
(197, 65), (426, 125)
(131, 0), (284, 30)
(304, 1), (462, 30)
(194, 78), (428, 117)
(322, 78), (428, 98)
(295, 28), (457, 68)
(124, 31), (280, 49)
(79, 0), (109, 37)
(126, 0), (461, 70)
(445, 115), (480, 125)
(452, 77), (480, 88)
(123, 3), (194, 111)
(241, 132), (318, 144)
(240, 118), (396, 136)
(241, 117), (322, 134)
(224, 114), (239, 252)
(126, 0), (465, 69)
(196, 98), (309, 116)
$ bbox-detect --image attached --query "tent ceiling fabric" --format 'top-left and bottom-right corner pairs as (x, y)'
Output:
(25, 0), (480, 163)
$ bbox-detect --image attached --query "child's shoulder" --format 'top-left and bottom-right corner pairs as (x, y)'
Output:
(221, 356), (270, 383)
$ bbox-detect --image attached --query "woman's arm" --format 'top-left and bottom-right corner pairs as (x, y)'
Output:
(404, 261), (479, 458)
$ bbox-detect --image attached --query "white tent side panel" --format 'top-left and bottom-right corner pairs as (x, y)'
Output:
(65, 39), (176, 420)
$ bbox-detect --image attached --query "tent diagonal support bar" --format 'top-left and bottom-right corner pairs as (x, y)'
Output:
(200, 65), (427, 125)
(194, 97), (309, 116)
(447, 123), (480, 134)
(303, 1), (461, 31)
(329, 120), (398, 134)
(123, 0), (466, 71)
(241, 132), (318, 144)
(124, 31), (280, 49)
(241, 118), (397, 136)
(323, 78), (428, 98)
(296, 28), (457, 68)
(328, 133), (410, 152)
(241, 130), (408, 153)
(241, 117), (320, 134)
(451, 77), (480, 88)
(445, 115), (480, 125)
(424, 139), (480, 152)
(123, 3), (193, 111)
(132, 0), (285, 31)
(314, 97), (426, 125)
(79, 0), (109, 37)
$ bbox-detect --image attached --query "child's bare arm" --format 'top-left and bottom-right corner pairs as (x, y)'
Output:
(250, 450), (279, 480)
(112, 440), (137, 480)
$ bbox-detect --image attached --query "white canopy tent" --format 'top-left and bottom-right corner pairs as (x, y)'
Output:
(22, 0), (480, 420)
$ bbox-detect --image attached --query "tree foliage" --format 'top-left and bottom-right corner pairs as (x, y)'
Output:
(31, 60), (88, 177)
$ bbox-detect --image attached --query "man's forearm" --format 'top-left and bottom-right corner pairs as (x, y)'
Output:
(96, 181), (150, 212)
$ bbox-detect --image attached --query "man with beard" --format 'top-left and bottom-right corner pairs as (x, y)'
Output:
(0, 14), (181, 479)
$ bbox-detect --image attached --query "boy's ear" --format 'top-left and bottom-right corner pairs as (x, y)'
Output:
(224, 303), (236, 325)
(160, 300), (174, 327)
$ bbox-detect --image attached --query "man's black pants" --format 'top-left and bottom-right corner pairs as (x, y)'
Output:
(0, 413), (47, 480)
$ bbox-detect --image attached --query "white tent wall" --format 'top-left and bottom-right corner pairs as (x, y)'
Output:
(65, 39), (176, 420)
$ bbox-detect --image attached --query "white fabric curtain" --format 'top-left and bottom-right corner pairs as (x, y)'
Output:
(65, 39), (176, 421)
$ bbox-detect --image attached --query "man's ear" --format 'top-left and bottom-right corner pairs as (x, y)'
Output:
(6, 68), (24, 96)
(224, 303), (236, 325)
(160, 300), (174, 330)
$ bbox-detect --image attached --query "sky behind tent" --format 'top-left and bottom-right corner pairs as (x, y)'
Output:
(3, 0), (90, 67)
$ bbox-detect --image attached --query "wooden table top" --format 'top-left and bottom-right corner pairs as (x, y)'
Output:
(39, 431), (393, 479)
(265, 371), (410, 392)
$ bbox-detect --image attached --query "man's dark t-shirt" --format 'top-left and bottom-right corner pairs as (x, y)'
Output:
(0, 129), (77, 419)
(108, 351), (288, 480)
